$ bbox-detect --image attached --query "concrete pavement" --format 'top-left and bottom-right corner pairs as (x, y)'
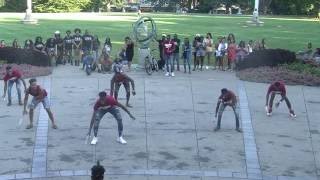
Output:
(0, 65), (319, 180)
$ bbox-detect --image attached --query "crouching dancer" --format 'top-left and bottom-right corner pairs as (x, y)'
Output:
(89, 91), (135, 145)
(265, 81), (296, 117)
(214, 88), (242, 132)
(23, 78), (57, 129)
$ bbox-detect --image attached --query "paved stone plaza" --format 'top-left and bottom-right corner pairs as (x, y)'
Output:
(0, 65), (319, 180)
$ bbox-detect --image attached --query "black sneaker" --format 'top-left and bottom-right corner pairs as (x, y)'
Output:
(214, 127), (220, 132)
(236, 128), (242, 133)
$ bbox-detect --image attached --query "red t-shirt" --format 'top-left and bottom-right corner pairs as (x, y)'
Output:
(3, 69), (22, 82)
(267, 82), (286, 96)
(163, 40), (175, 55)
(94, 95), (117, 111)
(26, 85), (48, 97)
(219, 90), (237, 104)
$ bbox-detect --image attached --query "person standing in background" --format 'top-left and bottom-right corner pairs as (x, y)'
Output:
(125, 36), (134, 71)
(204, 33), (213, 69)
(172, 34), (181, 71)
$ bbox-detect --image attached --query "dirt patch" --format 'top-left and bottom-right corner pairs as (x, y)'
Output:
(237, 66), (320, 86)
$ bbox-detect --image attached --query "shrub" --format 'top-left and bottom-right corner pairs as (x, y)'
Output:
(0, 47), (50, 66)
(236, 49), (296, 70)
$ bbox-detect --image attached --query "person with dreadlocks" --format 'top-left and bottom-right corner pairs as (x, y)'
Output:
(91, 161), (105, 180)
(110, 59), (136, 107)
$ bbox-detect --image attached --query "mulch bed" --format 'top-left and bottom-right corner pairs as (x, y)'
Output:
(236, 66), (320, 86)
(0, 64), (53, 80)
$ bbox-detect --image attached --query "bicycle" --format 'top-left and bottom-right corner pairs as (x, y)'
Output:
(144, 49), (159, 75)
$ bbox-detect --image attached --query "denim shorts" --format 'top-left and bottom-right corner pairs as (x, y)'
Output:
(29, 96), (50, 109)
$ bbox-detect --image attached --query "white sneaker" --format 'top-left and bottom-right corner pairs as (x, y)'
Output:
(206, 66), (209, 70)
(165, 72), (169, 76)
(267, 112), (272, 116)
(290, 113), (297, 118)
(117, 136), (127, 144)
(91, 136), (98, 145)
(171, 72), (175, 77)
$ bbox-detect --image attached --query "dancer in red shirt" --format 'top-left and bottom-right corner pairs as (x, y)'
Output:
(23, 78), (57, 129)
(265, 81), (296, 117)
(88, 91), (135, 145)
(2, 66), (26, 106)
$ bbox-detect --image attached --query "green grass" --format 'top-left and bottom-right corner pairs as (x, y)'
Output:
(0, 13), (319, 62)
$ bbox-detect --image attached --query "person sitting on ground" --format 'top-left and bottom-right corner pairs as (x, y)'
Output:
(99, 48), (113, 73)
(214, 88), (242, 132)
(110, 59), (136, 107)
(265, 81), (296, 117)
(82, 50), (94, 74)
(23, 78), (58, 129)
(91, 161), (105, 180)
(2, 66), (27, 106)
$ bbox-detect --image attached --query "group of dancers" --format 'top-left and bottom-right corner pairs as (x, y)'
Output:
(2, 64), (296, 145)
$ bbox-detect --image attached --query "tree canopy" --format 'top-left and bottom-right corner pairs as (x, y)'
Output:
(0, 0), (319, 15)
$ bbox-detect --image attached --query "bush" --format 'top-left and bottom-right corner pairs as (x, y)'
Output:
(34, 0), (91, 13)
(0, 47), (50, 66)
(236, 49), (296, 70)
(284, 62), (320, 77)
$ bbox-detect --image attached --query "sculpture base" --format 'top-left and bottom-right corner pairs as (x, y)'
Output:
(21, 13), (38, 24)
(246, 20), (264, 26)
(138, 48), (150, 69)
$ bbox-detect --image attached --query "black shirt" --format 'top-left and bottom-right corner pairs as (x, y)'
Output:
(126, 42), (134, 56)
(46, 38), (55, 49)
(173, 38), (181, 53)
(82, 34), (93, 50)
(73, 35), (82, 47)
(64, 36), (73, 50)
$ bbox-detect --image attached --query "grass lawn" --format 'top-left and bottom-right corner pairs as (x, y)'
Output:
(0, 13), (319, 63)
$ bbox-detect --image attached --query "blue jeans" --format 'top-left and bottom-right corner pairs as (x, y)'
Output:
(164, 54), (174, 73)
(8, 80), (22, 102)
(93, 107), (123, 137)
(172, 53), (180, 70)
